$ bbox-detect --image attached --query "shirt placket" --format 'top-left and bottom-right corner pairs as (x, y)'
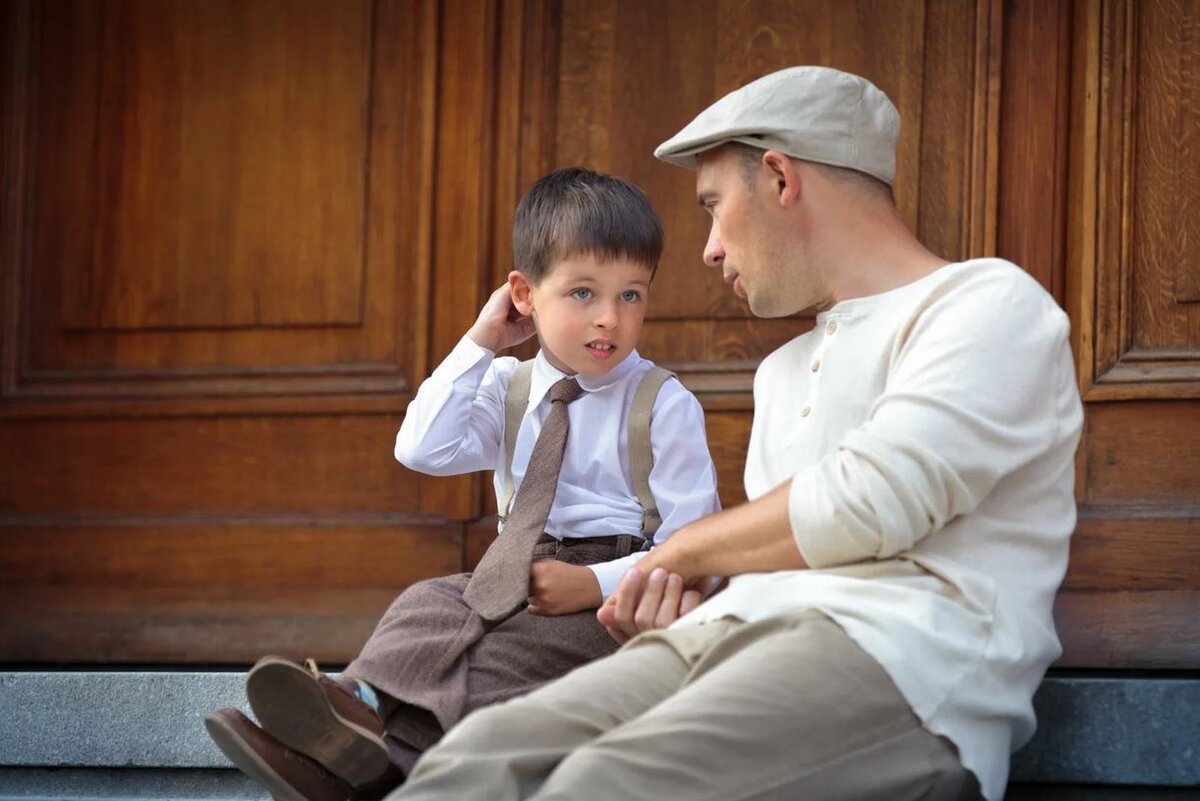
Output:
(801, 317), (838, 419)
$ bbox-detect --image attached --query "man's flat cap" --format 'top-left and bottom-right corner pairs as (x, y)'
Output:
(654, 66), (900, 185)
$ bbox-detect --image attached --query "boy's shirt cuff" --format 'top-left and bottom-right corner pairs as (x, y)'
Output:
(587, 552), (648, 600)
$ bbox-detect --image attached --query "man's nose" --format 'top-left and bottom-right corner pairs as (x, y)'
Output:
(703, 225), (725, 267)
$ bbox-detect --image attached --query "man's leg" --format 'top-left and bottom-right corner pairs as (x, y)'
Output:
(530, 611), (977, 801)
(390, 632), (693, 801)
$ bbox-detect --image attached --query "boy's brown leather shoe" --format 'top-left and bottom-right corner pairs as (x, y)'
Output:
(204, 708), (354, 801)
(246, 656), (393, 788)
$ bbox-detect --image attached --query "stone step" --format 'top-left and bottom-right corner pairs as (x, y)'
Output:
(0, 670), (1196, 797)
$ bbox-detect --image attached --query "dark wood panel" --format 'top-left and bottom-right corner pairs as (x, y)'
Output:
(553, 0), (992, 326)
(704, 410), (752, 510)
(1055, 589), (1200, 669)
(638, 317), (811, 366)
(0, 523), (463, 663)
(1130, 0), (1200, 347)
(1082, 401), (1200, 506)
(917, 0), (997, 260)
(6, 0), (430, 398)
(996, 0), (1071, 301)
(1065, 514), (1200, 591)
(0, 415), (414, 514)
(50, 0), (370, 331)
(1073, 0), (1200, 398)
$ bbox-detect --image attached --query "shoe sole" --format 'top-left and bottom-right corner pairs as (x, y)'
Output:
(204, 712), (311, 801)
(247, 657), (391, 787)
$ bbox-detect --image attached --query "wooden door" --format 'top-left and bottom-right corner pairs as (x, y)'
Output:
(3, 0), (1197, 671)
(0, 0), (478, 662)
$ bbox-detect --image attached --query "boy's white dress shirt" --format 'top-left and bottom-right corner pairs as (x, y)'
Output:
(396, 339), (721, 598)
(677, 259), (1084, 801)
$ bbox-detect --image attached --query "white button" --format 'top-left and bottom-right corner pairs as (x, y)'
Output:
(800, 406), (811, 417)
(825, 320), (838, 335)
(811, 359), (821, 372)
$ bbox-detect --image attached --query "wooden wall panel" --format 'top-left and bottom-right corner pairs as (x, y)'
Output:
(0, 524), (461, 663)
(2, 0), (1197, 672)
(1074, 0), (1200, 399)
(4, 0), (431, 407)
(1058, 0), (1200, 668)
(0, 416), (412, 515)
(0, 0), (461, 664)
(57, 0), (371, 331)
(543, 0), (1000, 402)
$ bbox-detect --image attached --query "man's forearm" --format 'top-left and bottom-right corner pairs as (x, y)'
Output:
(654, 481), (808, 580)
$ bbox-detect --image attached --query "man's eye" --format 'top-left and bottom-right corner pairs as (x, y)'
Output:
(571, 288), (592, 300)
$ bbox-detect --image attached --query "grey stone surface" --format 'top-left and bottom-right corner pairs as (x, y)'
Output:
(1, 670), (1196, 790)
(1010, 677), (1200, 787)
(0, 768), (268, 800)
(0, 672), (250, 768)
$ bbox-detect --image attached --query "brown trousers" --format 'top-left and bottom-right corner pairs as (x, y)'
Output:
(343, 534), (639, 771)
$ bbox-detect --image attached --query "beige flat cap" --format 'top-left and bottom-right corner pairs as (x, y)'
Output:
(654, 66), (900, 185)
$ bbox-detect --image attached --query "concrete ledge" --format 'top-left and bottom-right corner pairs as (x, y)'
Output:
(1009, 676), (1199, 786)
(0, 671), (1196, 788)
(0, 768), (265, 801)
(0, 672), (248, 769)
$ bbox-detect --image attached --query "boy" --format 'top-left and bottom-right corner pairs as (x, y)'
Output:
(204, 168), (721, 801)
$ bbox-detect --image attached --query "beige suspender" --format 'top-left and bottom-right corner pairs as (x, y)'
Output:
(498, 361), (676, 540)
(498, 360), (535, 524)
(627, 366), (674, 538)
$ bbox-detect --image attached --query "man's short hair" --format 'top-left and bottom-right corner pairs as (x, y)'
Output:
(512, 167), (664, 284)
(725, 142), (894, 202)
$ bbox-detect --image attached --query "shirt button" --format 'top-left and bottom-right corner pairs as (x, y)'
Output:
(800, 405), (811, 417)
(811, 359), (821, 372)
(825, 320), (838, 335)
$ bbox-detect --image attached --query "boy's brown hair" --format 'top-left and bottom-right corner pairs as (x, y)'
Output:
(512, 167), (664, 284)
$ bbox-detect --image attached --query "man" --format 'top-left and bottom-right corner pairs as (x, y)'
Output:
(389, 66), (1083, 801)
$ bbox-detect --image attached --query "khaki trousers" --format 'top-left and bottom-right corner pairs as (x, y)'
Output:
(388, 611), (981, 801)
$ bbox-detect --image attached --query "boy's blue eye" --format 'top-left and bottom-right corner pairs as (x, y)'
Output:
(571, 288), (592, 300)
(620, 290), (641, 302)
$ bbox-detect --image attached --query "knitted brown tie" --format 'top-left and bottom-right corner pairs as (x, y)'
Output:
(464, 377), (584, 620)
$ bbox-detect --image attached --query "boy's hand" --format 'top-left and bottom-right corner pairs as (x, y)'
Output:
(527, 561), (603, 616)
(468, 284), (537, 353)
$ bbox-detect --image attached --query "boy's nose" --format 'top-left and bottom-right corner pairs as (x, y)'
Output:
(594, 300), (619, 329)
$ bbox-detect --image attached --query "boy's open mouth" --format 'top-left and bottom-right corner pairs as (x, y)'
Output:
(587, 340), (617, 359)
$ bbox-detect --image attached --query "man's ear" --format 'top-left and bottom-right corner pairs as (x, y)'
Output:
(761, 150), (800, 207)
(508, 270), (534, 316)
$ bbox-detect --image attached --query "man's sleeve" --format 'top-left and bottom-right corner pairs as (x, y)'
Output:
(789, 273), (1072, 568)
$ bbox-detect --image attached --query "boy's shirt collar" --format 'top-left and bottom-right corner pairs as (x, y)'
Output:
(527, 347), (642, 410)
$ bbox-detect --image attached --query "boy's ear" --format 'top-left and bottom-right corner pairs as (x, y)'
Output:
(508, 270), (534, 316)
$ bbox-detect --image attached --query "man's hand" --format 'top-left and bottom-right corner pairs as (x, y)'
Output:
(596, 567), (706, 644)
(467, 284), (537, 353)
(527, 560), (603, 616)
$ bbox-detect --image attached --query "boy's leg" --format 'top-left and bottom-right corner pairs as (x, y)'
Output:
(391, 633), (692, 801)
(238, 574), (481, 792)
(532, 612), (979, 801)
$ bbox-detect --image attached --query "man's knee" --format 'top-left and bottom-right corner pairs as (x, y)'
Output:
(432, 701), (518, 752)
(532, 745), (610, 799)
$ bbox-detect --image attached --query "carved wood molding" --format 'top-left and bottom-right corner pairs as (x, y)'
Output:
(1072, 0), (1200, 401)
(0, 0), (441, 416)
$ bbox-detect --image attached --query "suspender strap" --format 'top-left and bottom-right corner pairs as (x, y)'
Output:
(499, 360), (534, 524)
(628, 366), (675, 539)
(500, 361), (675, 538)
